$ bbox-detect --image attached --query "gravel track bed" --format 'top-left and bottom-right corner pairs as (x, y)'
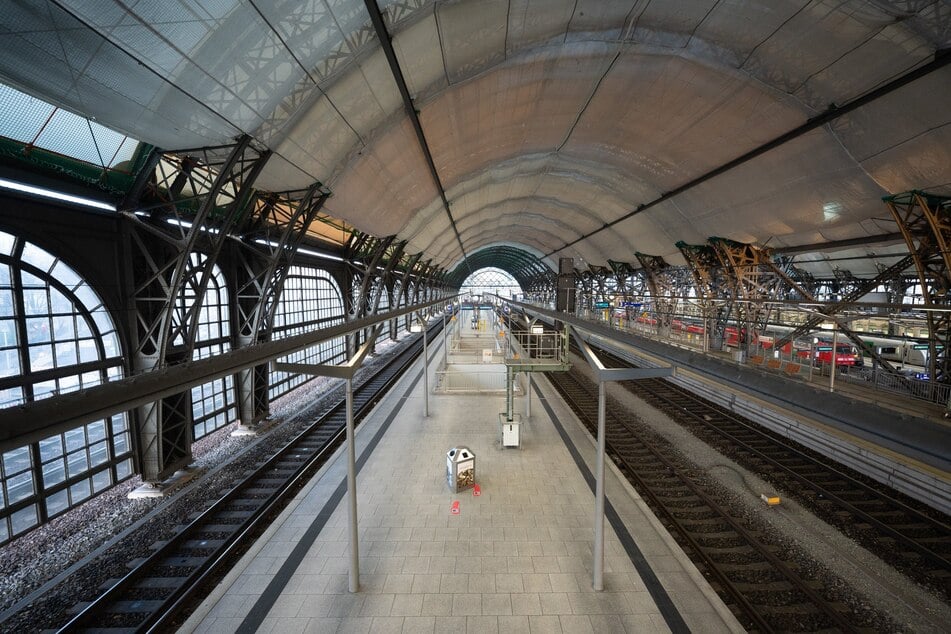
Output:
(0, 334), (409, 633)
(569, 351), (951, 633)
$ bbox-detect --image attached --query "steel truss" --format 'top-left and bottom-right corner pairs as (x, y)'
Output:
(231, 183), (330, 426)
(708, 237), (794, 349)
(676, 241), (734, 349)
(633, 254), (681, 335)
(121, 136), (271, 481)
(886, 190), (951, 385)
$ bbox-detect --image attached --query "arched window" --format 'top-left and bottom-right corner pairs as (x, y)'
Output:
(0, 231), (130, 543)
(460, 267), (522, 300)
(184, 254), (236, 440)
(270, 266), (346, 399)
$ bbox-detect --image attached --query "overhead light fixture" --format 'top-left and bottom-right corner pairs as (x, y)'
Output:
(253, 239), (346, 262)
(0, 177), (116, 212)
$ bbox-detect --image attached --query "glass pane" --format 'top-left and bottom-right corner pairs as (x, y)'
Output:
(69, 479), (91, 504)
(79, 341), (100, 364)
(89, 441), (108, 467)
(67, 451), (88, 477)
(51, 261), (81, 290)
(42, 458), (66, 487)
(11, 505), (37, 535)
(0, 292), (13, 318)
(3, 446), (30, 473)
(7, 471), (34, 504)
(92, 468), (112, 492)
(33, 379), (57, 399)
(64, 428), (86, 452)
(28, 343), (53, 370)
(87, 421), (106, 443)
(113, 432), (128, 455)
(116, 458), (132, 480)
(23, 290), (49, 316)
(55, 341), (77, 366)
(53, 315), (76, 343)
(0, 232), (14, 256)
(45, 488), (69, 517)
(76, 318), (92, 338)
(56, 374), (80, 395)
(81, 370), (101, 389)
(73, 285), (99, 313)
(38, 436), (63, 460)
(27, 319), (51, 344)
(21, 243), (56, 275)
(49, 288), (73, 315)
(0, 386), (23, 407)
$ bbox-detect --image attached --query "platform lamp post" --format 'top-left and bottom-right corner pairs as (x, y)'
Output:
(272, 324), (383, 593)
(572, 329), (674, 591)
(830, 320), (839, 393)
(412, 313), (429, 417)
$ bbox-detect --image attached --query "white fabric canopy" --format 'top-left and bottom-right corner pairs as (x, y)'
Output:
(0, 0), (948, 278)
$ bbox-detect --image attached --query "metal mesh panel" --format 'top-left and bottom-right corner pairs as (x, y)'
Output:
(0, 83), (53, 143)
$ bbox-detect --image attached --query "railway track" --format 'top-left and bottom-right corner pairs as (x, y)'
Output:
(56, 321), (441, 633)
(548, 366), (865, 632)
(590, 343), (951, 602)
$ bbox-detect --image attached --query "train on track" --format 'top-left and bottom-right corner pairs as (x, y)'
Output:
(630, 313), (939, 368)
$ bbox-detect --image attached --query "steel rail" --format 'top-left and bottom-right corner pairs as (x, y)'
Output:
(548, 367), (856, 632)
(56, 320), (442, 632)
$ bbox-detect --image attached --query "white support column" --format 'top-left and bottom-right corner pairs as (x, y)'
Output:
(830, 324), (838, 393)
(525, 372), (532, 419)
(593, 380), (606, 591)
(346, 377), (359, 592)
(423, 315), (429, 417)
(565, 325), (675, 593)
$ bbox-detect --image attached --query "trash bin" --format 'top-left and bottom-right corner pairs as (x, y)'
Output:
(498, 413), (521, 448)
(446, 446), (476, 493)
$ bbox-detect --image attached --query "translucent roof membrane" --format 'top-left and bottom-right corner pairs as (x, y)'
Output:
(0, 83), (139, 170)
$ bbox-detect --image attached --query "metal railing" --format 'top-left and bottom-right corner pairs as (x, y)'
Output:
(434, 368), (513, 393)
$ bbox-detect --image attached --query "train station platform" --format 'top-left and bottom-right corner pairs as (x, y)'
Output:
(538, 314), (951, 515)
(182, 322), (744, 633)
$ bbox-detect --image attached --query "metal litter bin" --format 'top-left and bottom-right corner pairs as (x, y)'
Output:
(447, 446), (476, 493)
(498, 413), (521, 448)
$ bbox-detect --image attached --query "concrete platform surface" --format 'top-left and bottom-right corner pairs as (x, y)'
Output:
(182, 332), (743, 634)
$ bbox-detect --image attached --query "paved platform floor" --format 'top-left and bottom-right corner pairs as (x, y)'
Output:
(182, 330), (743, 633)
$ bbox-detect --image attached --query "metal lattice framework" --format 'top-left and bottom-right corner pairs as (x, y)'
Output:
(676, 241), (734, 349)
(121, 136), (271, 481)
(886, 190), (951, 383)
(445, 246), (554, 293)
(708, 238), (789, 348)
(633, 253), (680, 335)
(230, 183), (330, 425)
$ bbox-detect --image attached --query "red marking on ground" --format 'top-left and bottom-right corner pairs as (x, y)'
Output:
(473, 484), (481, 497)
(450, 500), (460, 515)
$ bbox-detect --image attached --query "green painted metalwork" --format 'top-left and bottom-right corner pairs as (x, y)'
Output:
(445, 246), (553, 289)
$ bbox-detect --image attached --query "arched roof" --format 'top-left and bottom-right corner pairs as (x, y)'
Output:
(445, 244), (553, 289)
(1, 1), (948, 278)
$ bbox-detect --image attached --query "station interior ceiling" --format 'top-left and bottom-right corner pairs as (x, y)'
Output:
(0, 1), (949, 281)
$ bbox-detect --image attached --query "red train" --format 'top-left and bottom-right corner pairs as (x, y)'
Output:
(631, 315), (863, 367)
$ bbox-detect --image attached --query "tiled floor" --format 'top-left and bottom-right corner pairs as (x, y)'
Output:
(184, 325), (743, 633)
